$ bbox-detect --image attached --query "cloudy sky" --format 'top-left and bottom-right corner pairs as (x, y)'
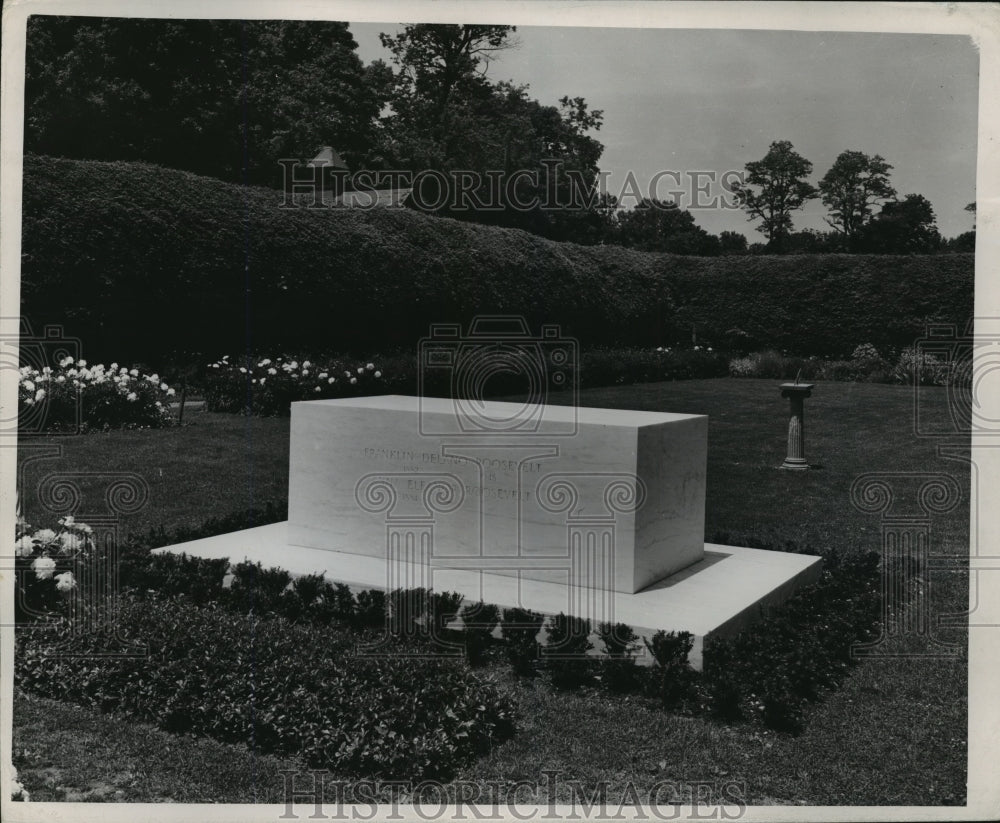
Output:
(352, 24), (979, 241)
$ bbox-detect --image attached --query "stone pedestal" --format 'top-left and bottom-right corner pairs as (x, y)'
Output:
(779, 383), (814, 470)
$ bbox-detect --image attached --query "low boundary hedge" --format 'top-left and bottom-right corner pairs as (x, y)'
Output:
(16, 596), (516, 780)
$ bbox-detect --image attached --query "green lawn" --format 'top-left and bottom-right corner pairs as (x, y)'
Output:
(13, 378), (969, 805)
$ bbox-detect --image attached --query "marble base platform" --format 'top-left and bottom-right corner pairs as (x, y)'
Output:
(153, 522), (822, 669)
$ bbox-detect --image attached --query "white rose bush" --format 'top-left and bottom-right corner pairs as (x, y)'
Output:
(14, 513), (94, 623)
(17, 357), (175, 432)
(203, 354), (385, 416)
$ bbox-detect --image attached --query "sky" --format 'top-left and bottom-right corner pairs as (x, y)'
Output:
(350, 24), (979, 241)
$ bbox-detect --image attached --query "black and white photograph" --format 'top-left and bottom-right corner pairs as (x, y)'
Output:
(1, 1), (998, 820)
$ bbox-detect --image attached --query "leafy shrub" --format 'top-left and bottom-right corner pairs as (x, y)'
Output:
(16, 595), (516, 779)
(127, 552), (229, 606)
(597, 622), (641, 693)
(892, 346), (951, 386)
(224, 561), (291, 615)
(386, 587), (462, 645)
(459, 601), (500, 668)
(702, 549), (883, 733)
(642, 630), (700, 710)
(501, 607), (544, 677)
(543, 613), (593, 691)
(203, 354), (387, 416)
(17, 358), (175, 432)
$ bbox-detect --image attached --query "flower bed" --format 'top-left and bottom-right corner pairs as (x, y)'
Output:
(18, 357), (175, 432)
(202, 355), (385, 416)
(728, 343), (959, 386)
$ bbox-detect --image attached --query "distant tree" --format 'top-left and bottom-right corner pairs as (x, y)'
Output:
(818, 150), (896, 248)
(718, 230), (748, 255)
(857, 193), (941, 253)
(964, 201), (977, 230)
(944, 232), (976, 253)
(614, 198), (719, 255)
(25, 17), (384, 187)
(732, 140), (818, 251)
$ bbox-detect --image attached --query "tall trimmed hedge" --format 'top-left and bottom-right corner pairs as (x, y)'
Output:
(21, 155), (972, 363)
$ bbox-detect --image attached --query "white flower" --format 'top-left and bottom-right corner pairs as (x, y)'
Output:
(211, 363), (219, 369)
(55, 571), (76, 592)
(33, 528), (57, 545)
(344, 370), (351, 378)
(15, 536), (35, 557)
(34, 389), (45, 402)
(268, 368), (277, 375)
(374, 371), (382, 378)
(60, 356), (74, 367)
(303, 360), (311, 368)
(23, 398), (34, 406)
(55, 375), (65, 383)
(78, 359), (87, 368)
(259, 377), (266, 385)
(150, 374), (159, 383)
(59, 532), (84, 553)
(58, 515), (75, 527)
(32, 555), (56, 580)
(239, 367), (247, 373)
(75, 522), (93, 535)
(259, 359), (271, 367)
(160, 383), (168, 391)
(42, 366), (52, 374)
(328, 377), (336, 384)
(366, 363), (375, 370)
(23, 380), (35, 392)
(129, 369), (138, 377)
(350, 377), (357, 385)
(302, 370), (310, 376)
(127, 392), (137, 402)
(318, 372), (328, 379)
(707, 347), (713, 352)
(110, 362), (118, 371)
(166, 388), (175, 397)
(289, 361), (299, 370)
(314, 386), (322, 392)
(357, 367), (364, 375)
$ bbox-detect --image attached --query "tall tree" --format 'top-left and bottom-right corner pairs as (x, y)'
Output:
(733, 140), (818, 250)
(818, 150), (896, 246)
(25, 17), (384, 187)
(375, 24), (607, 242)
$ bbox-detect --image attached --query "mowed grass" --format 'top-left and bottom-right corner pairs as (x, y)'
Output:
(17, 410), (291, 536)
(13, 378), (969, 805)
